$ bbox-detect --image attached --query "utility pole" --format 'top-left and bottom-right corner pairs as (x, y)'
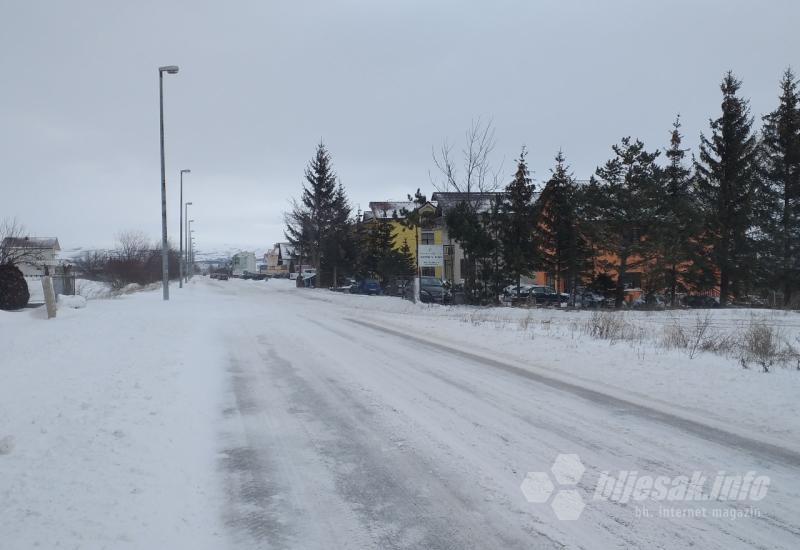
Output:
(187, 220), (195, 279)
(158, 65), (179, 301)
(179, 169), (190, 288)
(184, 202), (192, 283)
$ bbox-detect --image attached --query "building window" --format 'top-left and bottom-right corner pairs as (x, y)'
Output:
(421, 267), (436, 277)
(421, 231), (435, 245)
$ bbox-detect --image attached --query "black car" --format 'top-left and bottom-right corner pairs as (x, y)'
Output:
(422, 277), (451, 303)
(529, 286), (567, 305)
(684, 295), (720, 308)
(405, 277), (452, 303)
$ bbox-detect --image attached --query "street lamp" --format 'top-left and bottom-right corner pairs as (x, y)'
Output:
(159, 64), (179, 301)
(188, 221), (195, 279)
(179, 170), (191, 288)
(184, 202), (192, 283)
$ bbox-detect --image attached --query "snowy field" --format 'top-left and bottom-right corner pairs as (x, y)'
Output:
(307, 288), (800, 446)
(1, 277), (798, 549)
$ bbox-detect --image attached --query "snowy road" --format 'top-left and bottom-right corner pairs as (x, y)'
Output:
(214, 280), (800, 549)
(4, 277), (798, 549)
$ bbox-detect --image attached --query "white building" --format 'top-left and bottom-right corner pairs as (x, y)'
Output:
(1, 237), (61, 276)
(231, 251), (257, 277)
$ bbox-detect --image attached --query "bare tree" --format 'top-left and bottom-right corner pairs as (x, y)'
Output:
(73, 250), (109, 280)
(430, 120), (506, 302)
(104, 231), (155, 288)
(430, 118), (503, 202)
(114, 230), (150, 262)
(0, 217), (40, 266)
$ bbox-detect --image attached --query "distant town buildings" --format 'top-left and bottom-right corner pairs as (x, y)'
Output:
(230, 251), (257, 277)
(264, 243), (295, 277)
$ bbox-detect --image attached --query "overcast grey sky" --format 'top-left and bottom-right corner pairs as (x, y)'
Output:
(1, 0), (798, 252)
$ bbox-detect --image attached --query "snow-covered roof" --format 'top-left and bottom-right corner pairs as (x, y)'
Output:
(368, 201), (417, 219)
(2, 237), (60, 250)
(431, 192), (503, 214)
(367, 201), (438, 220)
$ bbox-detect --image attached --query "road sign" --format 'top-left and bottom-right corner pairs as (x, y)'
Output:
(418, 244), (444, 267)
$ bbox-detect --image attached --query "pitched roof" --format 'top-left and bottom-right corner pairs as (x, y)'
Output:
(1, 237), (60, 250)
(367, 200), (439, 221)
(368, 201), (417, 219)
(431, 192), (503, 214)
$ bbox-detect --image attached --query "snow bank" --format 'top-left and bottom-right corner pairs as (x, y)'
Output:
(0, 282), (227, 549)
(75, 278), (113, 299)
(57, 294), (87, 309)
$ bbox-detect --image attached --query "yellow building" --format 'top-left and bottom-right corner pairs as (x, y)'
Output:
(364, 201), (446, 279)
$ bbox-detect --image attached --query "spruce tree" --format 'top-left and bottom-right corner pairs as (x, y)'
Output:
(695, 72), (760, 305)
(374, 218), (397, 282)
(321, 183), (354, 287)
(444, 201), (501, 303)
(761, 69), (800, 306)
(397, 239), (416, 278)
(585, 137), (661, 308)
(499, 148), (537, 296)
(362, 211), (400, 283)
(534, 151), (592, 299)
(649, 116), (701, 305)
(285, 142), (340, 286)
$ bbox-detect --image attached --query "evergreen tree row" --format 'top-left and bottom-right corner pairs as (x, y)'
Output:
(285, 69), (800, 307)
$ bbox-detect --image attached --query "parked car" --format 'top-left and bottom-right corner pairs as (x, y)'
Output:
(406, 277), (452, 303)
(684, 295), (720, 308)
(210, 272), (228, 281)
(576, 291), (604, 308)
(351, 278), (382, 295)
(503, 284), (534, 298)
(422, 276), (453, 303)
(529, 286), (566, 305)
(631, 294), (666, 310)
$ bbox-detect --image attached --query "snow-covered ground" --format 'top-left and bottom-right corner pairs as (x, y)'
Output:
(305, 289), (800, 447)
(26, 277), (114, 302)
(1, 281), (226, 549)
(1, 277), (798, 549)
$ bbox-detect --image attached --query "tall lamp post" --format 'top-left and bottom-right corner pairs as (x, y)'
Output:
(158, 64), (179, 301)
(184, 202), (192, 283)
(190, 234), (196, 276)
(179, 169), (191, 288)
(188, 220), (195, 279)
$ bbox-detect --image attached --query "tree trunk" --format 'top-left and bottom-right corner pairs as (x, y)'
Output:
(719, 230), (729, 306)
(615, 254), (628, 309)
(783, 191), (792, 307)
(670, 262), (678, 307)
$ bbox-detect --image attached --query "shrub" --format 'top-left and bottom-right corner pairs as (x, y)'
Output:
(0, 264), (30, 310)
(739, 322), (783, 373)
(584, 311), (628, 343)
